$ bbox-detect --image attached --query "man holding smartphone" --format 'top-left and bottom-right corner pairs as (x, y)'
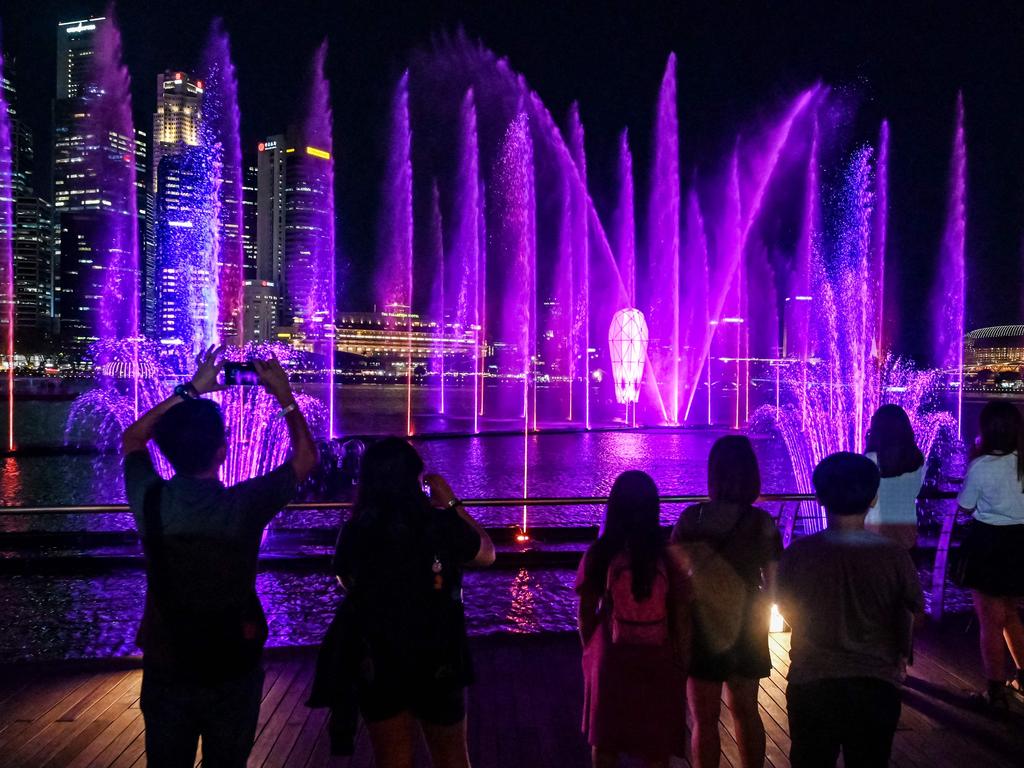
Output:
(122, 347), (318, 768)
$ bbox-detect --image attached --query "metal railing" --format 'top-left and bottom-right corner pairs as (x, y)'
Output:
(0, 490), (961, 515)
(0, 491), (966, 616)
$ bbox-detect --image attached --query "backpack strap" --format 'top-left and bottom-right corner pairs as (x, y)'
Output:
(141, 481), (167, 595)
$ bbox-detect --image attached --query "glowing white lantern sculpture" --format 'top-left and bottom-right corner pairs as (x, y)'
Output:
(608, 308), (649, 405)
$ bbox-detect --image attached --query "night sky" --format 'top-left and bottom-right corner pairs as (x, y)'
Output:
(3, 0), (1023, 360)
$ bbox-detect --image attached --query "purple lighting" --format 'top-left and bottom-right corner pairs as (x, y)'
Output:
(377, 72), (414, 435)
(87, 7), (139, 346)
(0, 39), (12, 450)
(647, 54), (681, 425)
(201, 20), (245, 345)
(289, 41), (338, 438)
(931, 93), (967, 436)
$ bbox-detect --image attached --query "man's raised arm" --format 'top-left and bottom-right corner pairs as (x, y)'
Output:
(254, 356), (319, 482)
(122, 345), (226, 455)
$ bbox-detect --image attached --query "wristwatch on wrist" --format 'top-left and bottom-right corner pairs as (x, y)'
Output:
(173, 382), (199, 402)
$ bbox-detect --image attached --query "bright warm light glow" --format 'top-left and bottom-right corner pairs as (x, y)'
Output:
(306, 146), (331, 160)
(607, 308), (649, 405)
(770, 603), (785, 633)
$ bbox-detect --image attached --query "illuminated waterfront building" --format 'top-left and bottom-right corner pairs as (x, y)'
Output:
(332, 308), (478, 376)
(964, 325), (1024, 391)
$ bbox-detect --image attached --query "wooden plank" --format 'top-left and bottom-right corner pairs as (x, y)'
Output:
(64, 677), (142, 768)
(13, 671), (134, 768)
(43, 672), (142, 768)
(251, 658), (316, 767)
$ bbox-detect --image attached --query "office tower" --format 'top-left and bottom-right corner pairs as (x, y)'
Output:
(151, 72), (203, 193)
(243, 279), (281, 342)
(256, 136), (286, 287)
(154, 149), (216, 351)
(242, 161), (258, 280)
(53, 17), (147, 354)
(2, 55), (56, 354)
(145, 71), (203, 335)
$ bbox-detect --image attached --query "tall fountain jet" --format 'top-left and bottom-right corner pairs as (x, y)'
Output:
(613, 130), (636, 309)
(289, 41), (338, 437)
(0, 39), (14, 450)
(427, 181), (445, 414)
(647, 53), (681, 425)
(494, 112), (536, 531)
(567, 104), (590, 428)
(932, 92), (967, 435)
(89, 8), (139, 345)
(681, 87), (817, 424)
(377, 72), (414, 434)
(680, 186), (709, 424)
(201, 20), (245, 345)
(451, 90), (482, 432)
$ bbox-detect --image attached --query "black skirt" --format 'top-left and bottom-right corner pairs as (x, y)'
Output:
(960, 520), (1024, 597)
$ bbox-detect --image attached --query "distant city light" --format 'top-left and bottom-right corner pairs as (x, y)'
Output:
(305, 146), (331, 160)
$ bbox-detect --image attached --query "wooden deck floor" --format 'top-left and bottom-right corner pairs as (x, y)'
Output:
(1, 619), (1023, 767)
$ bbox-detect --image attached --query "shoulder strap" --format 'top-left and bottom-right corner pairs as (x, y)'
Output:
(141, 482), (170, 599)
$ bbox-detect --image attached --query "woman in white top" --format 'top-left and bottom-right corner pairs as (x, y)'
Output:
(957, 400), (1024, 708)
(864, 405), (926, 549)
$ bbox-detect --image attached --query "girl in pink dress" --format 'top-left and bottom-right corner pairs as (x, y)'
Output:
(576, 470), (692, 768)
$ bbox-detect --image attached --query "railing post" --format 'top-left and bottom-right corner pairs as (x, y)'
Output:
(930, 500), (959, 620)
(778, 501), (799, 547)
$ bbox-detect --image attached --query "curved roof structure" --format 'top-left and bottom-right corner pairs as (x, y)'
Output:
(965, 325), (1024, 340)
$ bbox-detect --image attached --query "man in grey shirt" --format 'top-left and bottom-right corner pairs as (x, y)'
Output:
(779, 452), (924, 768)
(122, 347), (318, 768)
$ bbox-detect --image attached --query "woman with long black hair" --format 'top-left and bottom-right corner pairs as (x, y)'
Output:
(576, 470), (691, 768)
(864, 404), (926, 549)
(320, 437), (495, 768)
(957, 401), (1024, 709)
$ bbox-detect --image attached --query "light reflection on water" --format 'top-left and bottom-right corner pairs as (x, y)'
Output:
(0, 564), (964, 663)
(0, 417), (971, 662)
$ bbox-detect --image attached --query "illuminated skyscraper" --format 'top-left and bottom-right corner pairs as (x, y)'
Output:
(145, 71), (203, 335)
(151, 71), (203, 193)
(154, 149), (217, 351)
(2, 55), (56, 353)
(242, 161), (258, 280)
(256, 136), (286, 287)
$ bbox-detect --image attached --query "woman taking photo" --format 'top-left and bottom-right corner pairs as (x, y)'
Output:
(322, 437), (495, 768)
(864, 404), (926, 549)
(576, 470), (690, 768)
(672, 435), (781, 768)
(957, 401), (1024, 709)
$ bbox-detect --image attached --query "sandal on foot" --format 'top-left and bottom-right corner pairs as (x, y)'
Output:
(969, 688), (1009, 712)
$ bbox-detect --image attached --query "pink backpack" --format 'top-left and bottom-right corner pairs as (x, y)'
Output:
(605, 553), (670, 645)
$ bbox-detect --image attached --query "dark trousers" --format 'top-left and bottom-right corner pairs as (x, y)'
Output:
(787, 677), (901, 768)
(140, 665), (265, 768)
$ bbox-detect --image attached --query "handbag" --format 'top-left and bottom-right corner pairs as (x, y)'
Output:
(676, 505), (751, 656)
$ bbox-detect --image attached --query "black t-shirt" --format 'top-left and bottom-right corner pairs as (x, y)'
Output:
(123, 449), (298, 679)
(334, 505), (482, 685)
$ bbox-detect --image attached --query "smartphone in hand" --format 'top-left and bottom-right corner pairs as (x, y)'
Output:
(223, 361), (260, 386)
